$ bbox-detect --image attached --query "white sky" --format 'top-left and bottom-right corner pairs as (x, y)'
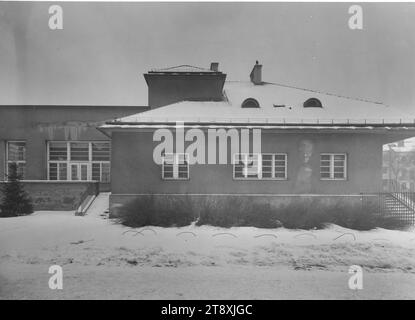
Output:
(0, 2), (414, 115)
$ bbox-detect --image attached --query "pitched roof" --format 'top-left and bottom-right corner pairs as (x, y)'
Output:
(103, 81), (414, 127)
(148, 65), (217, 74)
(383, 137), (415, 152)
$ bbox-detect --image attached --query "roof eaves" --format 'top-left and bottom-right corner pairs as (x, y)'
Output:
(104, 119), (415, 128)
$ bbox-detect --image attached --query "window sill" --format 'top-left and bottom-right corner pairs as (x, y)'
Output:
(233, 178), (288, 181)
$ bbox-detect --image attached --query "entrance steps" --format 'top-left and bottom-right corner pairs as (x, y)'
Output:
(383, 193), (415, 223)
(80, 192), (110, 218)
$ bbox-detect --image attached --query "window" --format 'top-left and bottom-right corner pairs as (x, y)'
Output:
(320, 154), (347, 180)
(162, 153), (189, 180)
(6, 141), (26, 179)
(70, 142), (89, 161)
(92, 142), (111, 161)
(49, 162), (68, 181)
(92, 162), (110, 183)
(48, 141), (110, 182)
(303, 98), (323, 108)
(91, 142), (111, 183)
(233, 153), (287, 180)
(234, 154), (261, 179)
(241, 98), (260, 108)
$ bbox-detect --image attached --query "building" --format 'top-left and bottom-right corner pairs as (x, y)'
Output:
(99, 62), (415, 215)
(0, 105), (147, 210)
(2, 61), (415, 215)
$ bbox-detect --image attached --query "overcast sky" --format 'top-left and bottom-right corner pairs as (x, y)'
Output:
(0, 2), (414, 114)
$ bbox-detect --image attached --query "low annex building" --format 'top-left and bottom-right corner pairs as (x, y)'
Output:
(0, 105), (148, 210)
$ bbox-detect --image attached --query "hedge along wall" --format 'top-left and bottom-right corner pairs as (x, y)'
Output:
(0, 181), (99, 211)
(109, 193), (375, 218)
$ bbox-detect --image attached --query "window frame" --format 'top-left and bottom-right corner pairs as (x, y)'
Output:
(320, 153), (347, 181)
(5, 141), (27, 180)
(303, 98), (323, 108)
(233, 153), (288, 180)
(162, 153), (190, 180)
(47, 141), (111, 182)
(241, 98), (260, 108)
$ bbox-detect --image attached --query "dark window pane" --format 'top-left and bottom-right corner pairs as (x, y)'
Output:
(92, 163), (101, 181)
(275, 155), (286, 161)
(275, 160), (286, 166)
(101, 163), (110, 182)
(178, 172), (188, 178)
(71, 165), (78, 180)
(92, 142), (110, 161)
(275, 172), (286, 178)
(8, 142), (26, 161)
(163, 171), (173, 178)
(334, 155), (345, 161)
(8, 163), (25, 179)
(49, 142), (67, 161)
(70, 143), (89, 161)
(59, 163), (67, 180)
(49, 163), (57, 180)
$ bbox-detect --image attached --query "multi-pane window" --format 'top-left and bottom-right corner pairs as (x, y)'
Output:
(234, 154), (261, 179)
(320, 154), (347, 180)
(48, 141), (110, 182)
(233, 153), (287, 180)
(6, 141), (26, 179)
(162, 153), (189, 180)
(92, 162), (110, 182)
(70, 142), (89, 161)
(49, 162), (68, 181)
(91, 142), (111, 182)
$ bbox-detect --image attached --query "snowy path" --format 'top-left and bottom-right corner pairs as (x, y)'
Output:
(1, 263), (415, 299)
(0, 210), (414, 299)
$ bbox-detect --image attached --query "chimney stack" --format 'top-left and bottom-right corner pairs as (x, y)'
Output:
(250, 61), (262, 85)
(210, 62), (219, 72)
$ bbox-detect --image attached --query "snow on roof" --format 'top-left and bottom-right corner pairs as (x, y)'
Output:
(383, 137), (415, 152)
(105, 81), (414, 126)
(149, 65), (217, 73)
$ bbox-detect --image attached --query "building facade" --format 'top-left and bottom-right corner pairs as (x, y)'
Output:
(100, 62), (415, 215)
(0, 105), (147, 209)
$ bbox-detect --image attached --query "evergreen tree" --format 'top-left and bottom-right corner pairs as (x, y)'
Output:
(0, 163), (33, 217)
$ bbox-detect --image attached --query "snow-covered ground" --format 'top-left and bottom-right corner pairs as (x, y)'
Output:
(1, 204), (415, 299)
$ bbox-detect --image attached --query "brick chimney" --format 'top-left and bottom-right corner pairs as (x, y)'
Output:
(210, 62), (219, 72)
(250, 61), (263, 85)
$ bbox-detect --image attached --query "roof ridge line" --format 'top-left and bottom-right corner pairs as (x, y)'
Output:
(225, 80), (384, 105)
(264, 81), (384, 105)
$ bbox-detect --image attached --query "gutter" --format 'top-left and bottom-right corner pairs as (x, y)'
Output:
(102, 121), (415, 128)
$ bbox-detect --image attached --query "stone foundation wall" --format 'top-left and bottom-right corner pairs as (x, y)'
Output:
(109, 193), (374, 218)
(0, 181), (99, 211)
